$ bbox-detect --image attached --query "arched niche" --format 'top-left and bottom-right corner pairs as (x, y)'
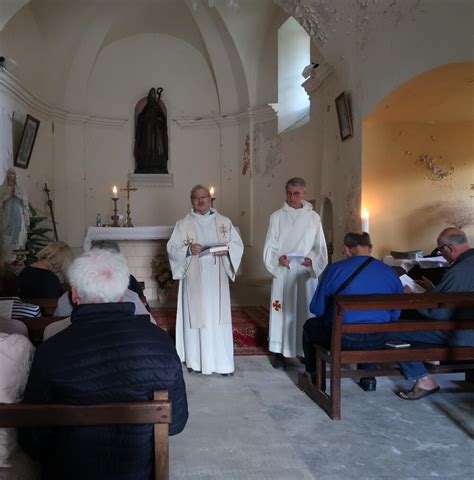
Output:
(362, 62), (474, 259)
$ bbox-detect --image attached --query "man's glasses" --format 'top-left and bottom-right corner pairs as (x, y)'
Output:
(434, 243), (450, 255)
(192, 195), (210, 201)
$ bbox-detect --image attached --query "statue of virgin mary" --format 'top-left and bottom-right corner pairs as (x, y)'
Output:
(0, 168), (30, 259)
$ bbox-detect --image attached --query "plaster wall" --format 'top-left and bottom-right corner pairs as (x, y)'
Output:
(275, 0), (474, 262)
(0, 90), (54, 224)
(362, 121), (474, 259)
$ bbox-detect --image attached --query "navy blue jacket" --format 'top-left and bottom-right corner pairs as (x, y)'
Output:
(19, 302), (188, 480)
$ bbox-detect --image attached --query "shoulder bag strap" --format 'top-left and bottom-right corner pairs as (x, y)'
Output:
(335, 257), (375, 295)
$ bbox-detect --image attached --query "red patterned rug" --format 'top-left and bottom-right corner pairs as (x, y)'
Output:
(150, 306), (270, 356)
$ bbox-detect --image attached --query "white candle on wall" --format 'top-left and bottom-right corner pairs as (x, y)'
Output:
(209, 187), (215, 197)
(361, 209), (370, 233)
(112, 186), (118, 198)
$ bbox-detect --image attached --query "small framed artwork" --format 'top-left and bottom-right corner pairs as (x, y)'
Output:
(335, 92), (353, 141)
(14, 114), (40, 169)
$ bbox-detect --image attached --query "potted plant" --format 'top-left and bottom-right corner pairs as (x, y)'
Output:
(151, 253), (174, 305)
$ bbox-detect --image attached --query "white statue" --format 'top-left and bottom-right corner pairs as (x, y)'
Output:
(0, 168), (30, 259)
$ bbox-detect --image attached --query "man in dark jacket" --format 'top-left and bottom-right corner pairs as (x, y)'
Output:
(391, 227), (474, 400)
(19, 249), (188, 480)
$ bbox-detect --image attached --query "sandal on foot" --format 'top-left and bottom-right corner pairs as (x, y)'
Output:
(397, 385), (440, 400)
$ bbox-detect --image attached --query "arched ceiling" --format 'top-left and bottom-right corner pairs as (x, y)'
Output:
(365, 63), (474, 123)
(1, 0), (266, 113)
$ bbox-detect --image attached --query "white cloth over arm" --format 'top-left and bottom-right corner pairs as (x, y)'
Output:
(263, 201), (327, 357)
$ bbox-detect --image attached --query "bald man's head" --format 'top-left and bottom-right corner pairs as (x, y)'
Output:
(436, 227), (470, 263)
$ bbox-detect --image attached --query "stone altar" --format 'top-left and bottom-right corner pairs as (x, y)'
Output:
(84, 226), (174, 301)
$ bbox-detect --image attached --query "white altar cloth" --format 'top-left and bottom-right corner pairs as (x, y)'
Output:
(84, 226), (174, 251)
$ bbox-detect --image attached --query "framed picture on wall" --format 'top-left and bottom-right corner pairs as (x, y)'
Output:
(14, 114), (40, 169)
(335, 92), (353, 141)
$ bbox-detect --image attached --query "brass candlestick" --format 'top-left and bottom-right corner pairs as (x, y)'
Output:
(111, 198), (120, 227)
(211, 197), (216, 208)
(121, 181), (137, 228)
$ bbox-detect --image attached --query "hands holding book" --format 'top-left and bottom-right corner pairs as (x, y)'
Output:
(191, 243), (229, 257)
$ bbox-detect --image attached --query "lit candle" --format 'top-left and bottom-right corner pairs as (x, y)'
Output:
(209, 187), (215, 197)
(361, 209), (369, 233)
(112, 186), (118, 199)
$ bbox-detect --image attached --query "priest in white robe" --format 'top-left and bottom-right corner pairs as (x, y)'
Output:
(167, 185), (244, 375)
(263, 177), (328, 365)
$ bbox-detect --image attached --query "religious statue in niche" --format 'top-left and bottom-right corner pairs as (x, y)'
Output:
(0, 167), (30, 259)
(134, 87), (169, 174)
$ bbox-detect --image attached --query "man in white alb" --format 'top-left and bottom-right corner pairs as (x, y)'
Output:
(263, 177), (328, 367)
(167, 185), (244, 375)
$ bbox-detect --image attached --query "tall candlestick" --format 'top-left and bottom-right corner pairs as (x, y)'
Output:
(111, 198), (120, 227)
(210, 186), (216, 208)
(112, 185), (118, 199)
(361, 209), (370, 233)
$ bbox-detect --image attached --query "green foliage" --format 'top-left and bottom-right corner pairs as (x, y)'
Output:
(151, 253), (175, 291)
(24, 204), (53, 265)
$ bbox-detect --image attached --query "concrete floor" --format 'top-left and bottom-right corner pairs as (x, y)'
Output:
(170, 356), (474, 480)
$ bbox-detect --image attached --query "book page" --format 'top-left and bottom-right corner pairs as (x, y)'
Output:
(399, 274), (425, 293)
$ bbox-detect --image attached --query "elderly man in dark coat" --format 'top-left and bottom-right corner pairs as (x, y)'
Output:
(19, 249), (188, 480)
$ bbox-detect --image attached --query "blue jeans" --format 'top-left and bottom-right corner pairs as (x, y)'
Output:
(389, 330), (453, 380)
(303, 317), (387, 374)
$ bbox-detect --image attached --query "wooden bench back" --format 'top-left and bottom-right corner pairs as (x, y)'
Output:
(334, 292), (474, 312)
(0, 390), (171, 480)
(332, 292), (474, 363)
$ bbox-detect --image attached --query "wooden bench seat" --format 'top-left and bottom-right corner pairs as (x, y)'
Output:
(298, 292), (474, 420)
(0, 390), (171, 480)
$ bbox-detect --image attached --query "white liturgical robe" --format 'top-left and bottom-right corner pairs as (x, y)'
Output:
(167, 209), (243, 375)
(263, 201), (327, 357)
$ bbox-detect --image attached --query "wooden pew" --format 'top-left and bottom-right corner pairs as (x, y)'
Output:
(298, 292), (474, 420)
(18, 316), (66, 345)
(18, 314), (152, 346)
(0, 390), (171, 480)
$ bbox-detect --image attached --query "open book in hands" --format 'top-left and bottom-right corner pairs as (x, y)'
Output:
(399, 274), (425, 293)
(199, 244), (229, 257)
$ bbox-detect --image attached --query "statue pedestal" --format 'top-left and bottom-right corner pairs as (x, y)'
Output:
(84, 226), (174, 301)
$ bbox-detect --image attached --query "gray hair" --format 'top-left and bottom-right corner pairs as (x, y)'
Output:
(285, 177), (306, 191)
(344, 232), (372, 248)
(438, 229), (469, 246)
(91, 239), (120, 253)
(190, 184), (210, 199)
(68, 250), (129, 304)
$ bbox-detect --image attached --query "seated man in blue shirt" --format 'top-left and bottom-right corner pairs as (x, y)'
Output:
(391, 227), (474, 400)
(303, 232), (403, 391)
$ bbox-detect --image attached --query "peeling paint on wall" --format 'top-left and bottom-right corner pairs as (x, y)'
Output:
(275, 0), (425, 51)
(241, 134), (250, 176)
(418, 153), (454, 181)
(252, 120), (282, 185)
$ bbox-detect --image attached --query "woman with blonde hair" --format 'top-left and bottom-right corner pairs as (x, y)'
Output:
(18, 241), (74, 299)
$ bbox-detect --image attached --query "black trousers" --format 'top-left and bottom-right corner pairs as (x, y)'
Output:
(302, 317), (388, 374)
